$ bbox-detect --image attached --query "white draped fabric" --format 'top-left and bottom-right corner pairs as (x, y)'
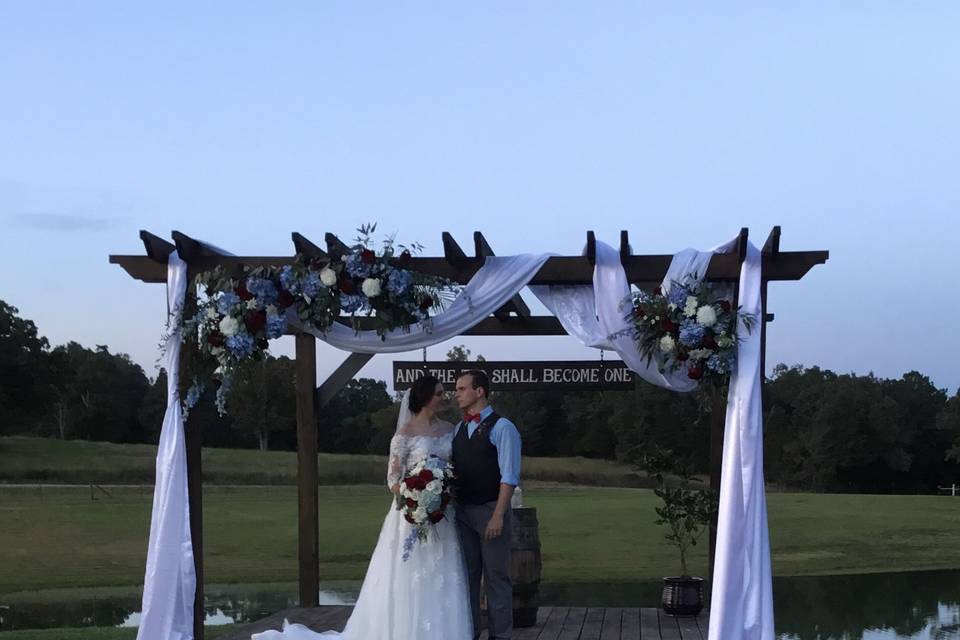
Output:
(136, 250), (196, 640)
(142, 237), (773, 640)
(707, 242), (775, 640)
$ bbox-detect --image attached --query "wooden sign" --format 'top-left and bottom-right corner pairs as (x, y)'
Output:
(392, 361), (637, 391)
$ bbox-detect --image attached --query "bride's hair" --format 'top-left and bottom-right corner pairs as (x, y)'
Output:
(408, 374), (441, 414)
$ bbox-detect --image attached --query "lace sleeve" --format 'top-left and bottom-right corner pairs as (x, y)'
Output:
(387, 434), (409, 487)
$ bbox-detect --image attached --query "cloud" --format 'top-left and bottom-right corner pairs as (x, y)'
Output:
(10, 213), (117, 232)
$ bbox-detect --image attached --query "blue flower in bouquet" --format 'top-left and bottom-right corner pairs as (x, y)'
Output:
(246, 277), (278, 304)
(217, 291), (241, 315)
(422, 492), (442, 513)
(707, 353), (732, 374)
(279, 265), (300, 294)
(386, 269), (413, 295)
(266, 313), (287, 339)
(667, 286), (689, 307)
(345, 252), (373, 278)
(301, 271), (323, 299)
(679, 319), (705, 347)
(341, 293), (366, 313)
(225, 333), (255, 358)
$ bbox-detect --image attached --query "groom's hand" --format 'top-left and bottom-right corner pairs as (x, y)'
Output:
(484, 512), (504, 540)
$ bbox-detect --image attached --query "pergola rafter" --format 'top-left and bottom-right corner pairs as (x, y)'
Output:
(110, 227), (827, 640)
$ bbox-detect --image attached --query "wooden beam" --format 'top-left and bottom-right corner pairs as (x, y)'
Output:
(110, 249), (829, 285)
(442, 232), (470, 268)
(324, 233), (351, 260)
(292, 232), (328, 258)
(619, 230), (631, 264)
(474, 231), (531, 320)
(762, 226), (781, 256)
(295, 333), (319, 607)
(586, 230), (597, 265)
(139, 230), (175, 262)
(329, 315), (566, 336)
(316, 352), (375, 408)
(171, 230), (233, 260)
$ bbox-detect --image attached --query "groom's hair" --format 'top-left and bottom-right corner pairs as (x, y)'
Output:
(458, 369), (490, 399)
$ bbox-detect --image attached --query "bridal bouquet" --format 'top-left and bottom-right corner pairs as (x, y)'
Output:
(396, 454), (456, 561)
(625, 274), (756, 384)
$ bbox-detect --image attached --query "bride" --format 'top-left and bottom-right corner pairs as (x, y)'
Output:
(252, 374), (474, 640)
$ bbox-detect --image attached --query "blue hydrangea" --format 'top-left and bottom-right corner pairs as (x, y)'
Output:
(679, 319), (705, 347)
(225, 333), (255, 358)
(246, 277), (278, 304)
(667, 285), (689, 307)
(215, 375), (234, 416)
(301, 271), (323, 299)
(279, 265), (300, 294)
(345, 252), (373, 278)
(707, 353), (731, 374)
(184, 381), (204, 409)
(402, 529), (418, 562)
(216, 292), (241, 315)
(422, 493), (442, 513)
(266, 313), (286, 339)
(340, 293), (366, 313)
(386, 269), (413, 295)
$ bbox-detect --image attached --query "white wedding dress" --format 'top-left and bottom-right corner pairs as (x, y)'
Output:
(252, 419), (474, 640)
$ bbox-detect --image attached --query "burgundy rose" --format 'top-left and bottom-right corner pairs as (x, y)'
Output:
(277, 290), (295, 309)
(688, 366), (704, 381)
(428, 511), (444, 524)
(405, 498), (418, 509)
(403, 476), (420, 490)
(245, 309), (267, 332)
(419, 295), (434, 312)
(235, 282), (254, 301)
(339, 277), (355, 294)
(418, 469), (434, 482)
(404, 513), (416, 524)
(634, 307), (646, 318)
(207, 331), (224, 347)
(660, 317), (678, 333)
(398, 250), (412, 266)
(702, 333), (718, 350)
(360, 248), (376, 265)
(719, 300), (731, 313)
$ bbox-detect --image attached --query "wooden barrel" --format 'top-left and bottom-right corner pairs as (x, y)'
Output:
(480, 506), (543, 628)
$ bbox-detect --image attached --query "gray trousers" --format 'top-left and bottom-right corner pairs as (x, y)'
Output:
(456, 501), (513, 640)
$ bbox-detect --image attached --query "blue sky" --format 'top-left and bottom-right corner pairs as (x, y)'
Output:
(2, 2), (958, 392)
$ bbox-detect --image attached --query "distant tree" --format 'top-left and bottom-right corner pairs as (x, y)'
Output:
(0, 300), (52, 434)
(230, 356), (297, 451)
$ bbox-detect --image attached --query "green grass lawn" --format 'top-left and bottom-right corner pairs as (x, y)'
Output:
(3, 483), (960, 596)
(0, 436), (652, 487)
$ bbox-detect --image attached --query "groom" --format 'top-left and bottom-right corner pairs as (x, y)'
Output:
(453, 369), (521, 640)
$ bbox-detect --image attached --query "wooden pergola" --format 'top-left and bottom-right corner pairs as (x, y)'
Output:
(111, 227), (827, 639)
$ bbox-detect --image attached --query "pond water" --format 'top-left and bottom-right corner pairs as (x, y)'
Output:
(2, 569), (959, 639)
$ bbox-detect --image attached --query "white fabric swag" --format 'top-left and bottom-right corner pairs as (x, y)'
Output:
(142, 238), (773, 640)
(137, 250), (196, 640)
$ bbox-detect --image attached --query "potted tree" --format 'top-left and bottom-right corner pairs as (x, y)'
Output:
(642, 446), (716, 616)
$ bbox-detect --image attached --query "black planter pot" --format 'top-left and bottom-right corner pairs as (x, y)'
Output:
(661, 576), (704, 615)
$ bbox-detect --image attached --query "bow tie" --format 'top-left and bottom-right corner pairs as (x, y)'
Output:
(463, 413), (482, 424)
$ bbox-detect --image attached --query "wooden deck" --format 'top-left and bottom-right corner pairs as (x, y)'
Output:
(220, 605), (710, 639)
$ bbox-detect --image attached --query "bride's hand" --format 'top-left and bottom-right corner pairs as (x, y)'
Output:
(390, 484), (401, 495)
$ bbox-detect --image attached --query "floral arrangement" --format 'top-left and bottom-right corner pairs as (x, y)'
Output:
(625, 274), (755, 384)
(180, 224), (451, 415)
(396, 454), (456, 561)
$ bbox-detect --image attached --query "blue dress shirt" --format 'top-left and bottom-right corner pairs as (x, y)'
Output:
(464, 405), (522, 487)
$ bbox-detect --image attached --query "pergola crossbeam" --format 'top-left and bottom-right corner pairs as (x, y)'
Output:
(474, 232), (531, 320)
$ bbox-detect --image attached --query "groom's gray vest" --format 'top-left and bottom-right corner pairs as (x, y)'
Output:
(452, 412), (502, 505)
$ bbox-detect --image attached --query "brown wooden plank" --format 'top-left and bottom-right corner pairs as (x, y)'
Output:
(316, 352), (375, 407)
(538, 607), (570, 640)
(697, 610), (710, 640)
(558, 607), (587, 640)
(478, 630), (490, 640)
(581, 607), (605, 640)
(295, 333), (319, 607)
(675, 615), (701, 640)
(599, 607), (622, 640)
(292, 232), (328, 258)
(639, 608), (660, 639)
(658, 610), (683, 640)
(619, 608), (640, 640)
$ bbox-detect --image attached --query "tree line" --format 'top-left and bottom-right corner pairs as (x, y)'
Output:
(3, 300), (960, 493)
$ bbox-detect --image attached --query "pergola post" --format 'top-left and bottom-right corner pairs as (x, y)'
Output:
(295, 333), (320, 607)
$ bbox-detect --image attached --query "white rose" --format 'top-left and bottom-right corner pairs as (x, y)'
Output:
(717, 334), (733, 348)
(690, 348), (713, 360)
(320, 267), (338, 287)
(659, 335), (676, 353)
(219, 316), (240, 336)
(684, 296), (698, 318)
(206, 306), (219, 320)
(362, 278), (382, 298)
(245, 298), (258, 310)
(696, 305), (718, 327)
(414, 507), (427, 522)
(426, 479), (442, 493)
(210, 346), (224, 356)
